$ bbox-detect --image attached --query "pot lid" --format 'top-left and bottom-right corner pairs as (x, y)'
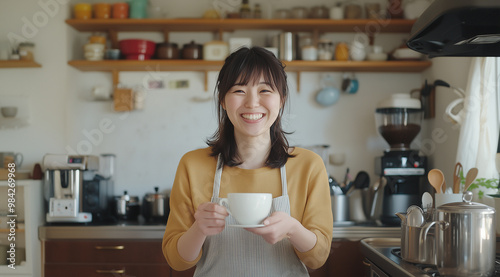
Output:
(145, 187), (166, 200)
(376, 94), (422, 109)
(437, 191), (495, 213)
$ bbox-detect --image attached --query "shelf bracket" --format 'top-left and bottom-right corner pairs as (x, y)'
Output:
(112, 70), (120, 90)
(204, 71), (209, 92)
(296, 71), (301, 93)
(108, 30), (119, 49)
(163, 30), (170, 42)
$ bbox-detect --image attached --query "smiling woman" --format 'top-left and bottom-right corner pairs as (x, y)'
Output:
(162, 47), (333, 276)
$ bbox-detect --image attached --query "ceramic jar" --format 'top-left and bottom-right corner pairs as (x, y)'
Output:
(203, 41), (229, 61)
(156, 42), (180, 59)
(74, 3), (92, 19)
(112, 3), (129, 19)
(182, 41), (203, 59)
(94, 3), (111, 19)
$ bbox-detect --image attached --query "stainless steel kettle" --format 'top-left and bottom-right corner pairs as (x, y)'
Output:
(142, 187), (169, 223)
(426, 191), (496, 277)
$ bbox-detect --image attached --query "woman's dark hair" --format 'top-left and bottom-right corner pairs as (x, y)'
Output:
(207, 46), (293, 168)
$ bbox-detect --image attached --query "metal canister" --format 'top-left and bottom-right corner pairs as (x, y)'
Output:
(278, 32), (298, 61)
(435, 191), (496, 276)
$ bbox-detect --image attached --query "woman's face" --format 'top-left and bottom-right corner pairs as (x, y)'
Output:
(223, 75), (282, 141)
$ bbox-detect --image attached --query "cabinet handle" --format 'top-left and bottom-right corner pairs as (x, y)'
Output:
(95, 245), (125, 250)
(96, 269), (125, 274)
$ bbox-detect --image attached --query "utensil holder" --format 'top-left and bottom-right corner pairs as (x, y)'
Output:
(401, 222), (436, 265)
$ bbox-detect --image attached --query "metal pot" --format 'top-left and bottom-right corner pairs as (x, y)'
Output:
(433, 191), (496, 276)
(142, 187), (169, 222)
(114, 191), (140, 220)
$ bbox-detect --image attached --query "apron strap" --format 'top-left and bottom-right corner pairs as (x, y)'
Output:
(212, 155), (223, 197)
(213, 155), (288, 197)
(280, 165), (288, 196)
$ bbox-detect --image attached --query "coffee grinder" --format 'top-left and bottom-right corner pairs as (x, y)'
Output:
(374, 94), (426, 226)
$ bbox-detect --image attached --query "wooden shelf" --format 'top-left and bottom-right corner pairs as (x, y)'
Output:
(0, 60), (41, 68)
(68, 59), (431, 73)
(0, 228), (25, 233)
(66, 18), (417, 33)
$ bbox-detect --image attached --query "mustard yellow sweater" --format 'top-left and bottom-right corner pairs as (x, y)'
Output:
(162, 147), (333, 271)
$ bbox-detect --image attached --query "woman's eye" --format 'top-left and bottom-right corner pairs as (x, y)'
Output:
(260, 89), (272, 93)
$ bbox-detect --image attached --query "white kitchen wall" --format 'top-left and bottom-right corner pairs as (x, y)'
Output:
(1, 0), (464, 198)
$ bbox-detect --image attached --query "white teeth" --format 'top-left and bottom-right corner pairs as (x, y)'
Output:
(242, 113), (263, 120)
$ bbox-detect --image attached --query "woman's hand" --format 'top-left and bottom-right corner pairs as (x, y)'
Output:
(245, 212), (298, 244)
(193, 202), (229, 236)
(246, 211), (317, 253)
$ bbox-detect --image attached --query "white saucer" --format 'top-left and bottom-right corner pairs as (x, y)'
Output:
(228, 224), (265, 228)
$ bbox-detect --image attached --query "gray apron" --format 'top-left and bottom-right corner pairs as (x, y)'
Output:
(193, 156), (309, 277)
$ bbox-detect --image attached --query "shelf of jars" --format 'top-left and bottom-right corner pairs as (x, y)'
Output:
(65, 18), (417, 33)
(66, 18), (431, 90)
(0, 60), (41, 68)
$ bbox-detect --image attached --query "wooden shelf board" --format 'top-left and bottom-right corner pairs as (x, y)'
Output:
(68, 59), (431, 73)
(0, 60), (41, 68)
(0, 228), (25, 233)
(66, 18), (417, 33)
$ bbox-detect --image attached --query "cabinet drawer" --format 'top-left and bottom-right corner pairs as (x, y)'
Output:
(45, 239), (167, 263)
(45, 263), (170, 277)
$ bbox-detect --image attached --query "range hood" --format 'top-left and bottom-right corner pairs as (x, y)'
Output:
(407, 0), (500, 57)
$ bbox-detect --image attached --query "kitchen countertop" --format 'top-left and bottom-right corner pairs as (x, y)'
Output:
(39, 222), (400, 240)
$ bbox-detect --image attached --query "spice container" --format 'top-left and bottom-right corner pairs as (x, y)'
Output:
(18, 42), (35, 61)
(74, 3), (92, 19)
(112, 2), (129, 18)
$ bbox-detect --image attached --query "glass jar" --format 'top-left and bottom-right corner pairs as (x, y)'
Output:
(301, 36), (317, 61)
(317, 39), (334, 61)
(18, 42), (35, 61)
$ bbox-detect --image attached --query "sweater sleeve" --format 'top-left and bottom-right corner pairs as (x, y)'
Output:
(162, 153), (202, 271)
(292, 151), (333, 269)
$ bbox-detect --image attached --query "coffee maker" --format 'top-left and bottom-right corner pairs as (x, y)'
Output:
(374, 94), (427, 226)
(42, 154), (113, 223)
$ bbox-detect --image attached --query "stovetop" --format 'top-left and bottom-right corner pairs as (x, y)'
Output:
(390, 248), (500, 277)
(360, 238), (500, 277)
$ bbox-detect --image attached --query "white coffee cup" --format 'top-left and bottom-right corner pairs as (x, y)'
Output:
(219, 193), (272, 225)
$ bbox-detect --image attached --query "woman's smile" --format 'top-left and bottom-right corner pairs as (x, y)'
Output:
(241, 113), (265, 121)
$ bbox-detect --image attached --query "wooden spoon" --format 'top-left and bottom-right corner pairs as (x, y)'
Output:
(453, 162), (463, 193)
(463, 167), (478, 193)
(428, 169), (445, 194)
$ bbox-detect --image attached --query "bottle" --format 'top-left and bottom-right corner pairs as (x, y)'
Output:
(239, 0), (251, 18)
(253, 3), (262, 18)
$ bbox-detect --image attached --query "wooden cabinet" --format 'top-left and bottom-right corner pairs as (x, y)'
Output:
(43, 239), (170, 277)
